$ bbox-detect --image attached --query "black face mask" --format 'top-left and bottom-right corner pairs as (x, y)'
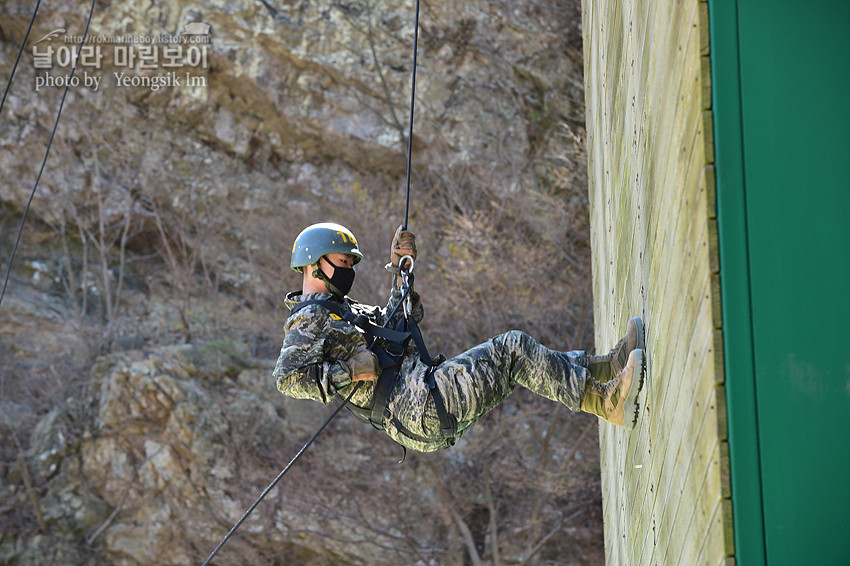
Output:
(319, 259), (356, 297)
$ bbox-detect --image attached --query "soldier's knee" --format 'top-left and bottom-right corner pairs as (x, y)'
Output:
(495, 329), (533, 350)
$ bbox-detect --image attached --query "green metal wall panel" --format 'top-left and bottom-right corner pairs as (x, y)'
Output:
(709, 1), (766, 563)
(712, 1), (850, 564)
(709, 1), (766, 566)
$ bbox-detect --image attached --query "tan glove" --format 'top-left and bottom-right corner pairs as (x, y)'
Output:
(390, 225), (417, 270)
(346, 349), (379, 381)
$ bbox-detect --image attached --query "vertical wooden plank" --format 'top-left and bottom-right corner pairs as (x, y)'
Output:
(704, 164), (717, 219)
(699, 1), (711, 57)
(701, 56), (713, 110)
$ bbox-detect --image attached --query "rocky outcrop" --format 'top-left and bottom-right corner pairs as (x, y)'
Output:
(1, 0), (583, 217)
(4, 344), (604, 565)
(8, 344), (344, 564)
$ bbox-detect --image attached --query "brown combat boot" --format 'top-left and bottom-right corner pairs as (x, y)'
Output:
(581, 348), (645, 429)
(586, 316), (644, 383)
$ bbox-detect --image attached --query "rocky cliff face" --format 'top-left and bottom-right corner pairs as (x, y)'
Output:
(0, 0), (600, 564)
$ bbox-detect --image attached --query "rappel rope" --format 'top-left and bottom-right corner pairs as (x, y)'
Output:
(201, 0), (424, 562)
(0, 0), (41, 118)
(402, 0), (421, 231)
(0, 0), (97, 308)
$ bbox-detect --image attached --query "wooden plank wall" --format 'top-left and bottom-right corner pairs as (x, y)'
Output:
(580, 1), (733, 565)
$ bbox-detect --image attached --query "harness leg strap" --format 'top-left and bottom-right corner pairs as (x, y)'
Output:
(426, 368), (457, 440)
(370, 364), (401, 427)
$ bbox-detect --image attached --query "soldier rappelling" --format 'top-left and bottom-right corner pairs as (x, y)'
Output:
(274, 222), (647, 453)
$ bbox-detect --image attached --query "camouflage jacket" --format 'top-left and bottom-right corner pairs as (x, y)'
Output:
(274, 287), (448, 450)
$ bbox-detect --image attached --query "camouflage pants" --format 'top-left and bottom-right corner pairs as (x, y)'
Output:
(384, 330), (588, 451)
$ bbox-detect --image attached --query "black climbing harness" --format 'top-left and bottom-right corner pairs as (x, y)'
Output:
(288, 260), (458, 447)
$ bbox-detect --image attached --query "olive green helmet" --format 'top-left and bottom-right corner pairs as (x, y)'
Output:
(290, 222), (364, 272)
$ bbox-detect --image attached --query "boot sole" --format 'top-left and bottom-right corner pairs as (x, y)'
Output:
(632, 316), (645, 351)
(622, 349), (646, 431)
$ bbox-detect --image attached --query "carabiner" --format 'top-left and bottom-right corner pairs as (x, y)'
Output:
(398, 255), (415, 274)
(398, 255), (415, 317)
